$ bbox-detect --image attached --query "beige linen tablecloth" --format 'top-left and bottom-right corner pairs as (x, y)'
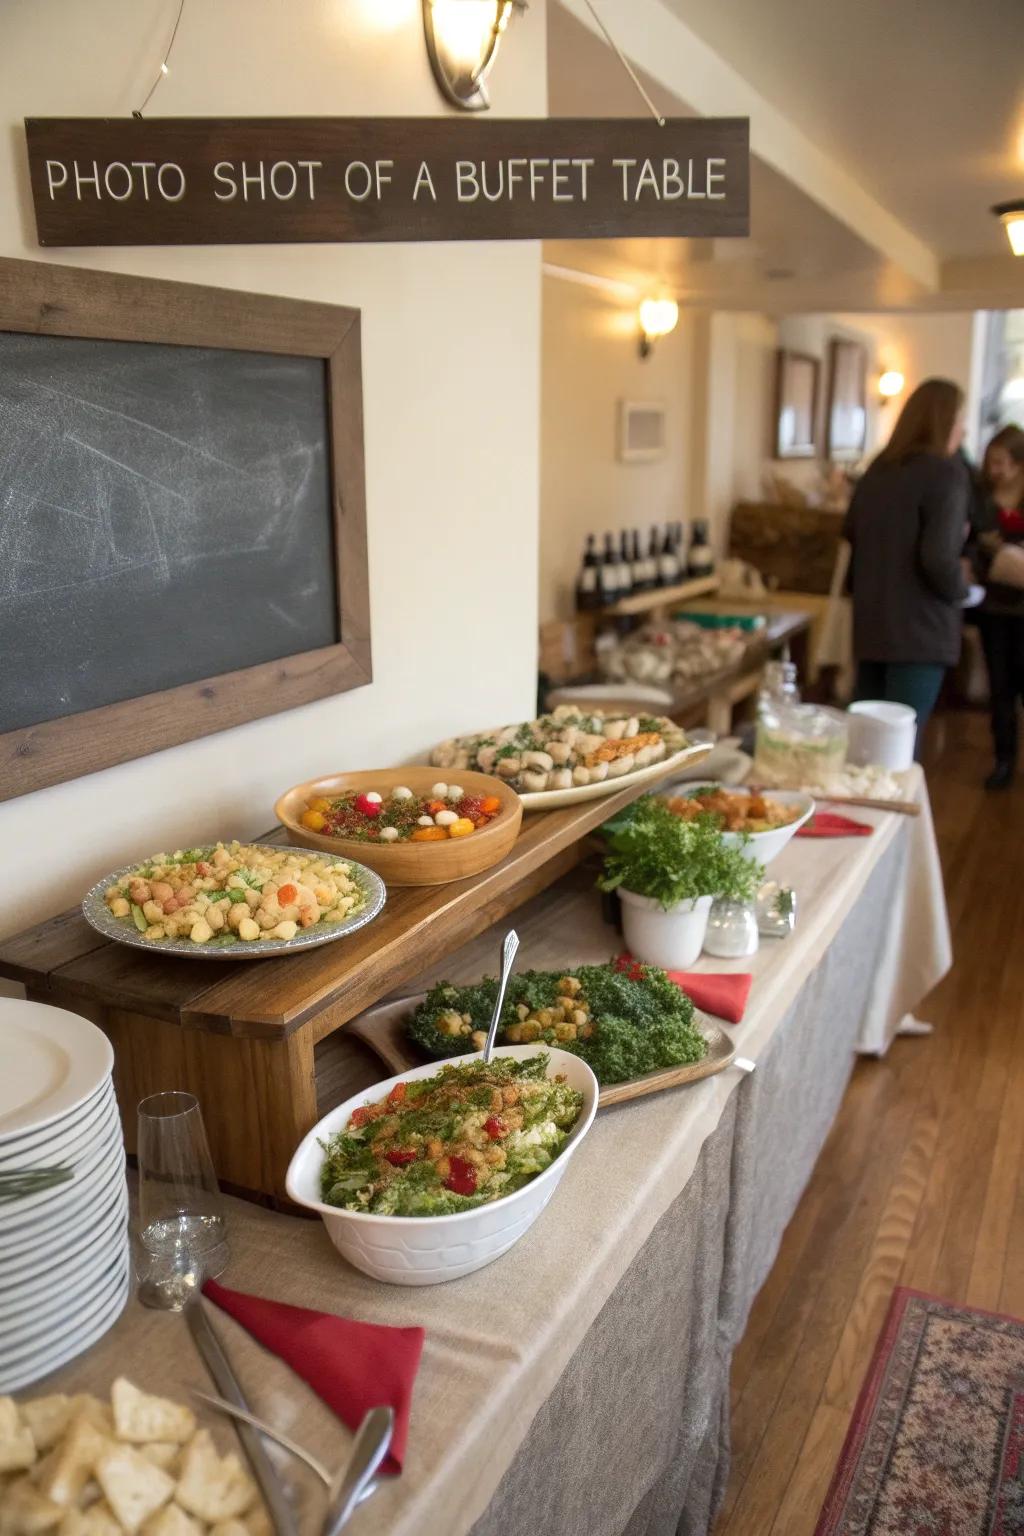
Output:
(29, 783), (950, 1536)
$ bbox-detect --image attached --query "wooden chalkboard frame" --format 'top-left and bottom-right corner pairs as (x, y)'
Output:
(0, 256), (371, 801)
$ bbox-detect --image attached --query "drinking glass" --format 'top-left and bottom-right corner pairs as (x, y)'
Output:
(137, 1091), (228, 1277)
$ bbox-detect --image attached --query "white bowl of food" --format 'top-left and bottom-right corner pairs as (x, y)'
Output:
(662, 783), (815, 867)
(286, 1046), (598, 1286)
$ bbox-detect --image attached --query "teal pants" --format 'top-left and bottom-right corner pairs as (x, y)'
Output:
(853, 662), (945, 761)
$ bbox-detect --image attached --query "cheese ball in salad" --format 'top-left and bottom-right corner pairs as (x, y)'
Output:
(103, 841), (365, 946)
(300, 783), (503, 843)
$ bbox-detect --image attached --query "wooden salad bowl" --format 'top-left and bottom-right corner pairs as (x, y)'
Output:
(275, 767), (524, 887)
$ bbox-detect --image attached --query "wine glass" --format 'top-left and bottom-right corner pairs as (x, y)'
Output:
(136, 1091), (228, 1279)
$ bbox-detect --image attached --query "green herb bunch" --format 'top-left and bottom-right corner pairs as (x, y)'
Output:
(598, 795), (764, 910)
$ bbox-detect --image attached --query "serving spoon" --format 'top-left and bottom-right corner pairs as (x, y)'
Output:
(482, 928), (520, 1062)
(193, 1392), (393, 1535)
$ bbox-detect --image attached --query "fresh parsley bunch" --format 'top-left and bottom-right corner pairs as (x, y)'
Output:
(598, 795), (763, 910)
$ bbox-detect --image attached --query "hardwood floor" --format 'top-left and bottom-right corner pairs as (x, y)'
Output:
(715, 710), (1024, 1536)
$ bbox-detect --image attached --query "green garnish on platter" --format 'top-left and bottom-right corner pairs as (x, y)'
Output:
(407, 961), (707, 1084)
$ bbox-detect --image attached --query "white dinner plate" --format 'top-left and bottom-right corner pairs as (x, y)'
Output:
(0, 1247), (130, 1369)
(0, 1147), (126, 1255)
(0, 1078), (115, 1165)
(0, 999), (114, 1142)
(0, 1085), (119, 1174)
(0, 1097), (123, 1226)
(0, 1262), (130, 1393)
(516, 742), (715, 812)
(0, 1185), (128, 1287)
(82, 845), (386, 960)
(0, 1228), (130, 1340)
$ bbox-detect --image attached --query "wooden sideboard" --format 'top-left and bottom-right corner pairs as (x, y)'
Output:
(0, 773), (679, 1207)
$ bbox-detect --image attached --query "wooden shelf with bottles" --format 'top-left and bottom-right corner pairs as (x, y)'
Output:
(600, 573), (720, 618)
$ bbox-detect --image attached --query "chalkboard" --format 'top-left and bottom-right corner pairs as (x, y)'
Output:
(0, 331), (338, 734)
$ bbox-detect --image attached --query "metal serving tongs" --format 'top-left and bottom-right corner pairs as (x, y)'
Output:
(482, 929), (520, 1062)
(192, 1390), (394, 1536)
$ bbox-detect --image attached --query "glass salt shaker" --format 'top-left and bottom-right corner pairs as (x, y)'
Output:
(703, 899), (760, 959)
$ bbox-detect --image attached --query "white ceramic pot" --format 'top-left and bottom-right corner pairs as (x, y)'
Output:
(846, 701), (916, 770)
(285, 1045), (598, 1286)
(619, 889), (714, 970)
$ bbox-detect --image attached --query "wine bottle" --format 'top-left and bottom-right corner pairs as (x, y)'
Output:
(600, 532), (621, 603)
(575, 534), (601, 612)
(648, 525), (663, 587)
(630, 529), (646, 592)
(658, 524), (680, 586)
(618, 530), (634, 598)
(687, 518), (715, 578)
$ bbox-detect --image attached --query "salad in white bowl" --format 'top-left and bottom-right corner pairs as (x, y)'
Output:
(286, 1046), (598, 1285)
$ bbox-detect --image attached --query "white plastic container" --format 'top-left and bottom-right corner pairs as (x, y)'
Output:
(285, 1045), (598, 1286)
(847, 701), (916, 771)
(619, 889), (713, 970)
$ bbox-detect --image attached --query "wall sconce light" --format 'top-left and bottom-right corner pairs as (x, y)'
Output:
(878, 370), (904, 404)
(993, 201), (1024, 256)
(423, 0), (523, 113)
(638, 297), (679, 359)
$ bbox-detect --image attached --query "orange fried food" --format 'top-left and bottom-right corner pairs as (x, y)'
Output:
(584, 731), (663, 767)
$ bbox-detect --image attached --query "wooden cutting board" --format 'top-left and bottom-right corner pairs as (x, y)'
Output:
(345, 994), (736, 1109)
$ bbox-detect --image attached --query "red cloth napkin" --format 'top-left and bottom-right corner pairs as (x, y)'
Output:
(615, 955), (752, 1023)
(203, 1278), (424, 1474)
(796, 811), (873, 838)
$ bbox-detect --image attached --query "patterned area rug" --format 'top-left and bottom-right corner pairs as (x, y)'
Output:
(815, 1287), (1024, 1535)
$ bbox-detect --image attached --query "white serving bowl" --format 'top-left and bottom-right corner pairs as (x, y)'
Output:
(286, 1046), (598, 1286)
(666, 783), (815, 867)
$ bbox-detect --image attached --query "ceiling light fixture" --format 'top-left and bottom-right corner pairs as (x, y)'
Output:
(422, 0), (523, 113)
(878, 370), (904, 403)
(638, 297), (679, 359)
(993, 200), (1024, 256)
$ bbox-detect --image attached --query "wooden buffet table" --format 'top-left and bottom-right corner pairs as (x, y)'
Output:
(38, 786), (951, 1536)
(0, 771), (685, 1205)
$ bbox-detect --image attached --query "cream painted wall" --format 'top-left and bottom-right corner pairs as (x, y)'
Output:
(0, 0), (547, 940)
(832, 311), (978, 451)
(698, 311), (778, 551)
(539, 275), (694, 622)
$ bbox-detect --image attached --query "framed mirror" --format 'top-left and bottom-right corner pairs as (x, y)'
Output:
(825, 337), (868, 460)
(773, 349), (820, 459)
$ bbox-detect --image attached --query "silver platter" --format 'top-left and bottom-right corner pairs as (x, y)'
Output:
(81, 844), (386, 961)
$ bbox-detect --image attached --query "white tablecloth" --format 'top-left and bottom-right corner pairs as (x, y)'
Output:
(29, 779), (951, 1536)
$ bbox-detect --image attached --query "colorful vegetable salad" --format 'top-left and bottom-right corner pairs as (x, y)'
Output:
(301, 782), (503, 843)
(319, 1054), (583, 1217)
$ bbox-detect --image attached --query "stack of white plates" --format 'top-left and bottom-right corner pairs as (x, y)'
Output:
(0, 998), (129, 1392)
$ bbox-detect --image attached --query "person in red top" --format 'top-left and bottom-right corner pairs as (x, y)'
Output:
(969, 424), (1024, 789)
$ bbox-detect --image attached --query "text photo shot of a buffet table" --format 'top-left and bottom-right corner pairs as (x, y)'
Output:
(0, 701), (951, 1536)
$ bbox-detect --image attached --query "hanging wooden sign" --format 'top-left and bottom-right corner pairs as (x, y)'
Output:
(24, 117), (749, 247)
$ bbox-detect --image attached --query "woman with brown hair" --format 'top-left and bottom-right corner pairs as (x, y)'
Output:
(969, 423), (1024, 789)
(842, 377), (968, 757)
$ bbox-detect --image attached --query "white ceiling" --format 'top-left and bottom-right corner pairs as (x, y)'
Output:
(659, 0), (1024, 260)
(546, 3), (894, 307)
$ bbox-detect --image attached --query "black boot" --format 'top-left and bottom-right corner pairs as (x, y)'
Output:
(985, 759), (1014, 791)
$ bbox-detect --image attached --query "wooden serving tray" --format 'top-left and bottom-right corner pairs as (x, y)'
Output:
(345, 994), (736, 1109)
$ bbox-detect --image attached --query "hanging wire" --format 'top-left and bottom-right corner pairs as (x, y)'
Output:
(133, 0), (187, 118)
(581, 0), (665, 126)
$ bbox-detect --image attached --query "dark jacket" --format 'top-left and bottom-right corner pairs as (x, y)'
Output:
(966, 490), (1024, 618)
(842, 452), (967, 667)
